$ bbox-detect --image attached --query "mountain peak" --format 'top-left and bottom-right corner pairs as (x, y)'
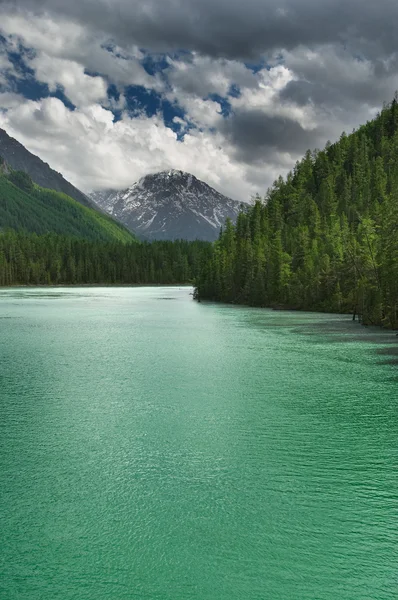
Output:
(90, 171), (242, 241)
(141, 170), (195, 184)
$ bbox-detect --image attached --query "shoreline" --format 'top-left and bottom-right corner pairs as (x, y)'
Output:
(0, 283), (194, 288)
(196, 299), (398, 346)
(195, 297), (398, 332)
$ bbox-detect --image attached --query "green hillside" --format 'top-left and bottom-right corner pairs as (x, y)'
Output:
(195, 97), (398, 329)
(0, 169), (136, 244)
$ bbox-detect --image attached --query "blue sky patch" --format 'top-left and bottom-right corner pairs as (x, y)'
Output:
(140, 53), (170, 76)
(1, 44), (76, 110)
(2, 42), (234, 140)
(123, 84), (189, 138)
(207, 94), (232, 117)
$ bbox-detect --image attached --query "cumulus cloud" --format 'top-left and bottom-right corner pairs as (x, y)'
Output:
(0, 96), (271, 199)
(0, 91), (25, 109)
(0, 0), (398, 199)
(0, 12), (161, 90)
(30, 55), (108, 107)
(166, 55), (257, 98)
(168, 94), (224, 128)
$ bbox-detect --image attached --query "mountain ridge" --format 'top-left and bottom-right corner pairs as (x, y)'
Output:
(0, 128), (92, 208)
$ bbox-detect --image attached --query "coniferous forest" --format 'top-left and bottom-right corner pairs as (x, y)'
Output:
(195, 99), (398, 328)
(0, 231), (211, 286)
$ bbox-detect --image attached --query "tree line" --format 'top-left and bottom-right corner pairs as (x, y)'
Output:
(0, 230), (211, 286)
(195, 98), (398, 329)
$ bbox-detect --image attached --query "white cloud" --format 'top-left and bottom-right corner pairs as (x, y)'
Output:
(229, 64), (314, 128)
(0, 95), (267, 200)
(0, 13), (162, 90)
(30, 55), (108, 107)
(173, 95), (223, 128)
(0, 91), (25, 109)
(166, 54), (257, 98)
(0, 43), (17, 87)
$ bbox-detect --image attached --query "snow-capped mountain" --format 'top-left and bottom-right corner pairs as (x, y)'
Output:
(90, 170), (243, 241)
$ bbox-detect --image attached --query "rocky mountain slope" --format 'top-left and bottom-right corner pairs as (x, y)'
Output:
(90, 170), (243, 241)
(0, 128), (92, 207)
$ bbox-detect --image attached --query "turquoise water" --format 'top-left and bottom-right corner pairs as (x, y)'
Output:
(0, 287), (397, 600)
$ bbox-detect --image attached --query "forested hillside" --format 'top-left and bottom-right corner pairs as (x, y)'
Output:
(195, 98), (398, 328)
(0, 165), (135, 244)
(0, 230), (211, 285)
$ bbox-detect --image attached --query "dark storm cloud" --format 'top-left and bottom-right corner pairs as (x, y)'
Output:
(4, 0), (398, 61)
(280, 78), (385, 110)
(220, 110), (324, 162)
(279, 46), (398, 115)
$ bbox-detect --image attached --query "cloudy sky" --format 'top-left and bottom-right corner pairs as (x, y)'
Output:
(0, 1), (398, 200)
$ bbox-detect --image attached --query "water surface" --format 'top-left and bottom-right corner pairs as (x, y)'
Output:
(1, 287), (397, 600)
